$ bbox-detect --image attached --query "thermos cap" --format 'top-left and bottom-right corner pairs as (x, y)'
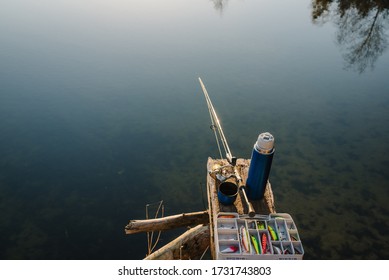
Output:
(255, 132), (274, 152)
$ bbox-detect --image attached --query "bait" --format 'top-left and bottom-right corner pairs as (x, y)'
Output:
(250, 235), (260, 254)
(218, 215), (236, 219)
(294, 247), (302, 254)
(272, 245), (282, 254)
(268, 225), (278, 241)
(257, 221), (266, 230)
(240, 226), (250, 253)
(221, 246), (239, 253)
(284, 247), (292, 254)
(261, 233), (268, 254)
(290, 234), (298, 241)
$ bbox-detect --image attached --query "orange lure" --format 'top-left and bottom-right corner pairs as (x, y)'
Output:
(261, 233), (268, 254)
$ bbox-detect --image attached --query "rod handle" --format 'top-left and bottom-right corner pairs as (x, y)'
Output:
(240, 186), (255, 217)
(234, 166), (255, 217)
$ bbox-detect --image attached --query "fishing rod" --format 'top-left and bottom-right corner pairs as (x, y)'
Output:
(198, 77), (255, 217)
(198, 77), (236, 166)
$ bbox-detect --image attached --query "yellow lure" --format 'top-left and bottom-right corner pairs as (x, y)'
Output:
(268, 225), (278, 241)
(257, 221), (266, 230)
(250, 235), (261, 254)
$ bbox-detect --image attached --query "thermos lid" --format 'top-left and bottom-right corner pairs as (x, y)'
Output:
(255, 132), (274, 152)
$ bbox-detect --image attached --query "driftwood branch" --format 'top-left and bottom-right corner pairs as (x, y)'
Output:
(125, 210), (209, 234)
(144, 224), (210, 260)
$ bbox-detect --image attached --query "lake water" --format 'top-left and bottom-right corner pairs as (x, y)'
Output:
(1, 0), (388, 260)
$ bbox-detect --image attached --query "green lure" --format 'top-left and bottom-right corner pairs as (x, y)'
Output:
(268, 225), (278, 241)
(257, 221), (266, 230)
(250, 235), (261, 254)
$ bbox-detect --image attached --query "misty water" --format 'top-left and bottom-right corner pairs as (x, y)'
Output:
(1, 0), (388, 259)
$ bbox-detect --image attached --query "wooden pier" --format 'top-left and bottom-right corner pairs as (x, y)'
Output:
(125, 157), (276, 260)
(206, 157), (276, 259)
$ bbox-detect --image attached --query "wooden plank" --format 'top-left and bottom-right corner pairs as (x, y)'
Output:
(144, 224), (210, 260)
(206, 164), (216, 259)
(207, 157), (276, 215)
(125, 210), (209, 234)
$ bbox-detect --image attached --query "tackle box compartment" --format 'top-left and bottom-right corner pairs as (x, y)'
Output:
(214, 213), (304, 260)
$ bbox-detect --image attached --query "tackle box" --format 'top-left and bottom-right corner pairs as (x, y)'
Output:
(215, 212), (304, 260)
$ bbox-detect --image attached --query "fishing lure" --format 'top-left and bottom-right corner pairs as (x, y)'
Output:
(257, 221), (266, 230)
(261, 233), (268, 254)
(250, 235), (260, 254)
(294, 246), (302, 254)
(290, 234), (299, 241)
(240, 226), (250, 253)
(268, 225), (278, 241)
(218, 215), (236, 219)
(272, 245), (282, 254)
(221, 246), (239, 253)
(283, 247), (292, 254)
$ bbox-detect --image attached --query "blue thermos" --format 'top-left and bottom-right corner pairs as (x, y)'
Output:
(246, 132), (275, 200)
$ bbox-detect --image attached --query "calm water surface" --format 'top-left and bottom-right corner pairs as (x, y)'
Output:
(1, 0), (388, 259)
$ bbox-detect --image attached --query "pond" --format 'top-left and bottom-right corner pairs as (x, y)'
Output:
(1, 0), (388, 259)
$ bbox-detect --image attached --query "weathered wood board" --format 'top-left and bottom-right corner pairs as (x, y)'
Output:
(206, 157), (276, 259)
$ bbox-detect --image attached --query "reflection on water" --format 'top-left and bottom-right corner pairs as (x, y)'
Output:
(211, 0), (229, 14)
(312, 0), (389, 73)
